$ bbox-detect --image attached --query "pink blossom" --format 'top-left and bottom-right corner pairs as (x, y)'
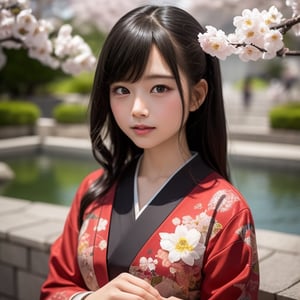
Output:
(198, 26), (235, 60)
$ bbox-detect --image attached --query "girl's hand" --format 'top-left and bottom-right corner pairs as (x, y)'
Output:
(85, 272), (162, 300)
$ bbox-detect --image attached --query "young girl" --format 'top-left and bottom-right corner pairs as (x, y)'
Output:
(41, 5), (259, 300)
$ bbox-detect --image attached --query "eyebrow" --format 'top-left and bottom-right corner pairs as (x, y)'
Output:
(143, 74), (175, 80)
(111, 74), (176, 85)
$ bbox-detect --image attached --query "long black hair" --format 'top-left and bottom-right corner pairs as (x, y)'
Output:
(79, 5), (229, 226)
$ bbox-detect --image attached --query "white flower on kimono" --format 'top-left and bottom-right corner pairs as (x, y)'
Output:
(194, 202), (202, 210)
(139, 256), (158, 272)
(94, 218), (108, 232)
(182, 213), (211, 234)
(182, 215), (193, 225)
(208, 189), (240, 212)
(172, 217), (181, 226)
(99, 239), (107, 250)
(159, 225), (205, 266)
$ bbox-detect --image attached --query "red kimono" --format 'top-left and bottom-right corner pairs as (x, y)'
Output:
(40, 154), (259, 299)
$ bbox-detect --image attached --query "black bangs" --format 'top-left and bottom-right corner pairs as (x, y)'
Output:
(104, 20), (153, 84)
(103, 9), (180, 85)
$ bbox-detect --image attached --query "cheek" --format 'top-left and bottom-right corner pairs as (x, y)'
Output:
(110, 101), (125, 123)
(160, 98), (184, 124)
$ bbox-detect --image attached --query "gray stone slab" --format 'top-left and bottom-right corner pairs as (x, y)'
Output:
(8, 219), (64, 250)
(0, 211), (42, 238)
(258, 247), (274, 261)
(0, 264), (15, 297)
(30, 249), (50, 277)
(0, 241), (28, 269)
(0, 136), (40, 148)
(259, 252), (300, 294)
(0, 197), (31, 215)
(0, 136), (40, 156)
(25, 202), (69, 220)
(17, 270), (45, 300)
(257, 229), (300, 254)
(229, 141), (300, 161)
(278, 282), (300, 300)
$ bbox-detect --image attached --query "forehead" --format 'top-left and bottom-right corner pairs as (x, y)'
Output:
(144, 46), (173, 77)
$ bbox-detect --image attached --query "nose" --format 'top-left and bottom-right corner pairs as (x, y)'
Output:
(131, 96), (149, 118)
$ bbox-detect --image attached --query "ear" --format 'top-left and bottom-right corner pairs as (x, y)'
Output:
(189, 79), (208, 112)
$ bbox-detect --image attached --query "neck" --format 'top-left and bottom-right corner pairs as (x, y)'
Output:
(139, 146), (192, 180)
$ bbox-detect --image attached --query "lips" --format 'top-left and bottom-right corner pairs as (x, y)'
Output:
(131, 124), (155, 135)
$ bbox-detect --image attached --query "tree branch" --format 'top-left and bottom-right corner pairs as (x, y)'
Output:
(271, 15), (300, 35)
(0, 37), (23, 44)
(277, 48), (300, 57)
(232, 42), (267, 52)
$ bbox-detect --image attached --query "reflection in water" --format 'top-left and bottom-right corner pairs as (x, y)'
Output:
(0, 153), (97, 206)
(231, 163), (300, 235)
(1, 153), (300, 234)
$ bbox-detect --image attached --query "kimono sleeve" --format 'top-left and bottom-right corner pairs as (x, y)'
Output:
(40, 169), (103, 300)
(201, 208), (260, 299)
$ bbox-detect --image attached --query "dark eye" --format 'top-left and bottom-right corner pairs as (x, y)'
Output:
(113, 86), (130, 95)
(152, 85), (169, 93)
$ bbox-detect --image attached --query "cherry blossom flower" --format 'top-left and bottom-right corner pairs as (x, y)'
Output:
(159, 225), (205, 266)
(0, 0), (96, 75)
(13, 8), (37, 39)
(233, 8), (263, 32)
(238, 44), (264, 62)
(286, 0), (300, 36)
(0, 9), (14, 39)
(198, 5), (299, 61)
(198, 26), (235, 60)
(261, 6), (283, 26)
(263, 29), (284, 59)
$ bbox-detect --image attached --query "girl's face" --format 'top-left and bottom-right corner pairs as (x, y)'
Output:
(109, 46), (199, 153)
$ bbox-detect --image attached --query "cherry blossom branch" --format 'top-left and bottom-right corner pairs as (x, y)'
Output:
(0, 0), (96, 75)
(271, 15), (300, 35)
(0, 36), (22, 44)
(232, 42), (267, 53)
(198, 5), (300, 62)
(277, 48), (300, 56)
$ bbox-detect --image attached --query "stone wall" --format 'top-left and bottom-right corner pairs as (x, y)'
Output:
(0, 197), (69, 300)
(0, 240), (48, 300)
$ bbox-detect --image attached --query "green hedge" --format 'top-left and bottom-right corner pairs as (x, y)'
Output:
(269, 102), (300, 130)
(44, 72), (94, 95)
(0, 101), (40, 126)
(53, 103), (88, 124)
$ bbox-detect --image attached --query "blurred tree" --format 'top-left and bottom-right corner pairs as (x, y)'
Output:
(0, 0), (96, 96)
(0, 48), (66, 96)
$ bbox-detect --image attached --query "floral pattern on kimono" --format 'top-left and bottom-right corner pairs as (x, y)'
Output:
(41, 158), (259, 300)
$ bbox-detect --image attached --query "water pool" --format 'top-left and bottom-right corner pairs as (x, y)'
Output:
(1, 152), (300, 235)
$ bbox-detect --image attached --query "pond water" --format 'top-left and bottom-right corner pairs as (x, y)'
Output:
(1, 152), (300, 235)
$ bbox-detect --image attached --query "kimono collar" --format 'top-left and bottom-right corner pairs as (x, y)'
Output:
(107, 153), (213, 280)
(133, 152), (199, 219)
